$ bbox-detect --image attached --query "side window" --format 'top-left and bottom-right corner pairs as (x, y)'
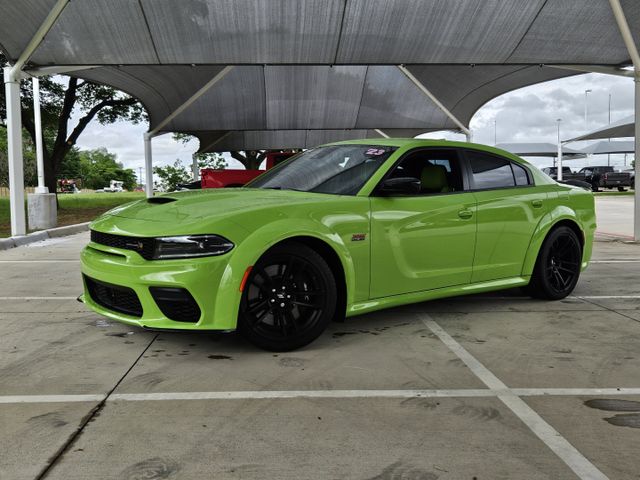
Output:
(386, 149), (464, 194)
(512, 162), (530, 186)
(466, 151), (515, 189)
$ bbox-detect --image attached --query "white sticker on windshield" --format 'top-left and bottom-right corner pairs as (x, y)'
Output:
(365, 148), (387, 156)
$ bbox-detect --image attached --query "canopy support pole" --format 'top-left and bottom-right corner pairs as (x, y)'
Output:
(374, 129), (390, 138)
(3, 0), (69, 236)
(609, 0), (640, 240)
(397, 65), (472, 141)
(32, 77), (47, 194)
(192, 154), (200, 181)
(4, 68), (26, 236)
(143, 133), (154, 198)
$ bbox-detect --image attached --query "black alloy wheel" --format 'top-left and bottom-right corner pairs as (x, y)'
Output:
(526, 226), (582, 300)
(238, 242), (336, 351)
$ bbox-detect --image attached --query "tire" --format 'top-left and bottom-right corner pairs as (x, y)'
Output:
(238, 242), (337, 351)
(618, 186), (627, 192)
(591, 181), (600, 192)
(525, 226), (582, 300)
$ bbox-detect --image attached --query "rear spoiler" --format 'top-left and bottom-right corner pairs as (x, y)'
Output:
(558, 179), (592, 191)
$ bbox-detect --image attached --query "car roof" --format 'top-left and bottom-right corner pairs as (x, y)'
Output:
(324, 138), (524, 162)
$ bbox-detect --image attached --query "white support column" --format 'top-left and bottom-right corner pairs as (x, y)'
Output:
(192, 154), (200, 181)
(32, 77), (47, 194)
(557, 144), (564, 181)
(144, 133), (154, 198)
(4, 67), (26, 236)
(609, 0), (640, 240)
(635, 76), (640, 240)
(397, 65), (472, 141)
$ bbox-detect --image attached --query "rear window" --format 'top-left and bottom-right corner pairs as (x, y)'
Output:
(466, 150), (531, 189)
(467, 151), (515, 189)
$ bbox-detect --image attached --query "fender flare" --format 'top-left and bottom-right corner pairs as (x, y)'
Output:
(521, 206), (583, 277)
(211, 219), (356, 329)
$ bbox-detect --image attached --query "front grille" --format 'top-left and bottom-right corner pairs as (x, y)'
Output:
(91, 230), (155, 260)
(150, 287), (201, 323)
(84, 275), (143, 317)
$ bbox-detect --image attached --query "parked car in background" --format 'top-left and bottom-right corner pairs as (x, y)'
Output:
(578, 166), (631, 192)
(622, 168), (635, 189)
(81, 139), (595, 351)
(542, 166), (631, 191)
(201, 151), (297, 189)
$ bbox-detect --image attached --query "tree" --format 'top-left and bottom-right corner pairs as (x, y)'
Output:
(196, 152), (226, 170)
(77, 148), (137, 190)
(0, 128), (38, 187)
(0, 53), (145, 194)
(173, 133), (260, 170)
(153, 159), (192, 192)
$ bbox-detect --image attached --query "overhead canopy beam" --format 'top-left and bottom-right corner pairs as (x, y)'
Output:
(547, 64), (634, 78)
(143, 66), (235, 197)
(397, 65), (472, 141)
(148, 66), (234, 137)
(608, 0), (640, 241)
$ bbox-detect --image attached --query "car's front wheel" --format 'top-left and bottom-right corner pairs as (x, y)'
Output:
(525, 226), (582, 300)
(238, 242), (336, 351)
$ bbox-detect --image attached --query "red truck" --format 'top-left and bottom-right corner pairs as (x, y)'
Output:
(201, 151), (296, 189)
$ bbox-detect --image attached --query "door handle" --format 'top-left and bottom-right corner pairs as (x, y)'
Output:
(531, 199), (543, 208)
(458, 210), (473, 219)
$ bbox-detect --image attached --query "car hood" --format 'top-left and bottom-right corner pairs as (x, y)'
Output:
(103, 188), (329, 224)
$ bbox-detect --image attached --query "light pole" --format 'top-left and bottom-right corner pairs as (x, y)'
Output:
(584, 89), (592, 130)
(494, 119), (497, 145)
(557, 119), (564, 181)
(608, 93), (612, 166)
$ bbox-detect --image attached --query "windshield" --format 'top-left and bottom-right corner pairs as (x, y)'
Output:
(248, 144), (397, 195)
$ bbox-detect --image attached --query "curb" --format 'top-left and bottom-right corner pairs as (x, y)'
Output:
(0, 222), (90, 251)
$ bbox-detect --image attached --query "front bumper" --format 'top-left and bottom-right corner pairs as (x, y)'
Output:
(80, 241), (237, 330)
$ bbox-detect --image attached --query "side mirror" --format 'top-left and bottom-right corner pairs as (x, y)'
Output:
(378, 177), (421, 195)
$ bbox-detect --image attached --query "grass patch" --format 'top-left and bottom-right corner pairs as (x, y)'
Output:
(0, 192), (145, 238)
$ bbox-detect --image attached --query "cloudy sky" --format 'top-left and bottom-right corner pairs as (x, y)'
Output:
(73, 71), (636, 178)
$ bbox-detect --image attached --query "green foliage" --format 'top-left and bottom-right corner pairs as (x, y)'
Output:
(73, 148), (137, 190)
(153, 159), (192, 192)
(0, 129), (38, 187)
(1, 52), (145, 192)
(196, 153), (226, 170)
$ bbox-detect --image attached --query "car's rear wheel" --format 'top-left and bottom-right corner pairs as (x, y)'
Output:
(618, 186), (627, 192)
(591, 181), (600, 192)
(525, 226), (582, 300)
(238, 242), (336, 351)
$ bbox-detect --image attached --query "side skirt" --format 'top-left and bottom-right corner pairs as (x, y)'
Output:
(346, 276), (530, 317)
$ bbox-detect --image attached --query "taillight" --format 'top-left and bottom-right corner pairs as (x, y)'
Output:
(604, 173), (608, 180)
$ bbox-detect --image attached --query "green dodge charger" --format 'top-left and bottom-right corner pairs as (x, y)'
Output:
(80, 139), (596, 351)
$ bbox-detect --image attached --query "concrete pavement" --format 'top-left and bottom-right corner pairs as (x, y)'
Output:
(1, 233), (640, 479)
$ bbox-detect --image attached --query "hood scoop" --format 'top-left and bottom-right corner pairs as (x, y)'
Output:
(147, 197), (177, 204)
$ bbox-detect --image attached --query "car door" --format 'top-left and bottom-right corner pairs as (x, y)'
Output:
(462, 148), (546, 283)
(369, 148), (477, 298)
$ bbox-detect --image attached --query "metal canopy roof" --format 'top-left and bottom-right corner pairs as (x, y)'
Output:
(1, 0), (638, 66)
(67, 64), (576, 151)
(581, 140), (636, 154)
(1, 0), (635, 151)
(566, 115), (635, 142)
(496, 142), (585, 158)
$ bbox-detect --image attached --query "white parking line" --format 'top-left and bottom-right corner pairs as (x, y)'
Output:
(0, 394), (104, 404)
(1, 388), (639, 405)
(590, 260), (640, 263)
(0, 297), (78, 300)
(0, 260), (79, 263)
(420, 314), (609, 480)
(575, 295), (640, 299)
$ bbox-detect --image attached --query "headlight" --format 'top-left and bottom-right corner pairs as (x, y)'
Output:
(153, 235), (234, 259)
